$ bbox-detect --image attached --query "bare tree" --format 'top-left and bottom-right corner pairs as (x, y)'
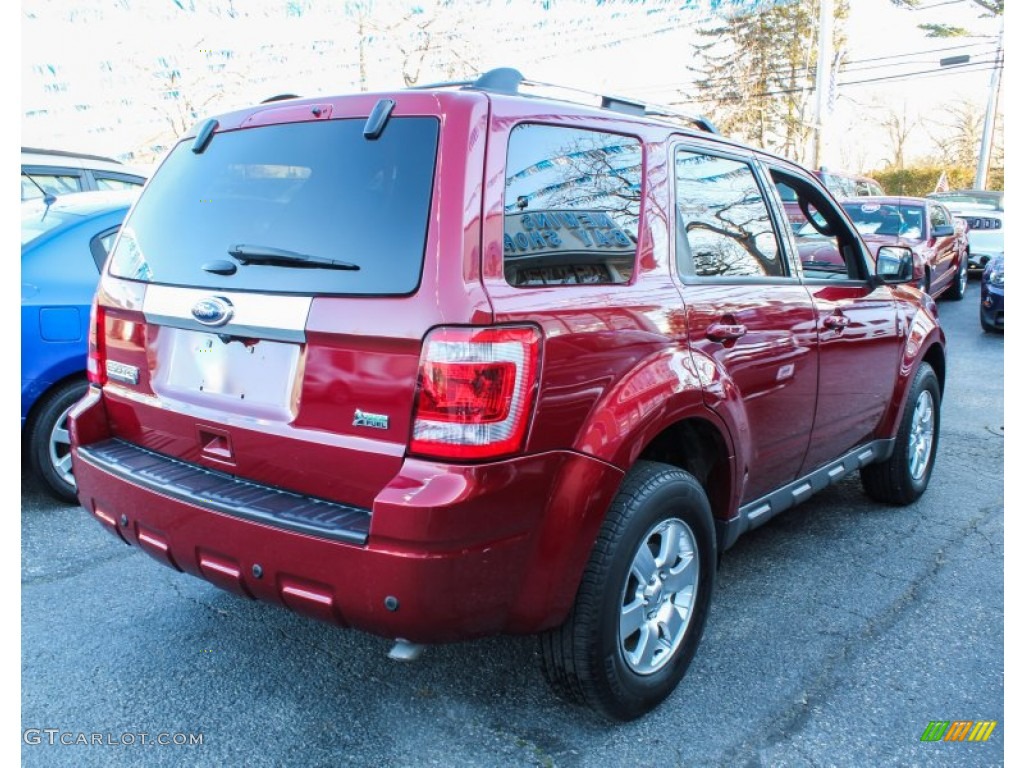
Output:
(881, 104), (918, 170)
(922, 100), (984, 167)
(889, 0), (1002, 37)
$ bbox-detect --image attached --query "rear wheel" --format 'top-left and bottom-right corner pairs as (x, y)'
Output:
(27, 378), (87, 503)
(861, 363), (940, 505)
(539, 461), (715, 721)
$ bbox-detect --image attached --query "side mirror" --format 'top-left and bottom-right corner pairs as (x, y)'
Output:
(875, 245), (915, 284)
(933, 224), (954, 237)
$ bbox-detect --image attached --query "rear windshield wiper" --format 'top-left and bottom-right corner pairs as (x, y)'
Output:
(228, 244), (360, 271)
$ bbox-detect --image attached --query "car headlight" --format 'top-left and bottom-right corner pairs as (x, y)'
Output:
(989, 270), (1004, 287)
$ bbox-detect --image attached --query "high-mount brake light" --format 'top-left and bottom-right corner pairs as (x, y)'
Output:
(410, 326), (541, 460)
(86, 297), (106, 386)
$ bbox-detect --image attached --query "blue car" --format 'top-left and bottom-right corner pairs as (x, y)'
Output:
(22, 190), (136, 500)
(980, 254), (1004, 334)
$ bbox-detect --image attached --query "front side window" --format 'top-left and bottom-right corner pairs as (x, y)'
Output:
(674, 150), (782, 278)
(772, 170), (865, 281)
(503, 124), (641, 287)
(21, 171), (82, 201)
(95, 175), (143, 191)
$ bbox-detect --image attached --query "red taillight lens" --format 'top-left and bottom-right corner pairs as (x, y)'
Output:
(410, 326), (541, 460)
(86, 298), (106, 386)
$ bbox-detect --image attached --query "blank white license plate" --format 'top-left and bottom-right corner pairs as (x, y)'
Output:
(151, 327), (301, 420)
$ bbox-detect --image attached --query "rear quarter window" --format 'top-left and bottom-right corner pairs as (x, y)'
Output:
(502, 124), (641, 287)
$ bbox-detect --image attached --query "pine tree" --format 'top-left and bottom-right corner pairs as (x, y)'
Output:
(690, 1), (848, 163)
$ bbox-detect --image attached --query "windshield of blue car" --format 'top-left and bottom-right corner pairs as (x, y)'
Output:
(839, 202), (924, 240)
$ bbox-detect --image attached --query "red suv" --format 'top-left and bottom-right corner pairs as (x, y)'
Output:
(70, 69), (945, 721)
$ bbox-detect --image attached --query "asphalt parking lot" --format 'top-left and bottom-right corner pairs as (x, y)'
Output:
(21, 281), (1003, 767)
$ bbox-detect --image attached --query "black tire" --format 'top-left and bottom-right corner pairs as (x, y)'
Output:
(944, 257), (968, 301)
(538, 461), (716, 721)
(861, 363), (940, 505)
(27, 378), (88, 503)
(980, 306), (1000, 334)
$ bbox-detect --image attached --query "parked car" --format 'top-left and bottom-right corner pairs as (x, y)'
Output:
(928, 189), (1003, 211)
(22, 190), (136, 501)
(69, 68), (945, 721)
(814, 167), (885, 198)
(781, 168), (885, 227)
(927, 188), (1003, 272)
(21, 147), (147, 202)
(980, 254), (1004, 333)
(839, 197), (968, 300)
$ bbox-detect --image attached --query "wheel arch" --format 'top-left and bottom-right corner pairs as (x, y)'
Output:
(23, 370), (88, 436)
(635, 416), (735, 530)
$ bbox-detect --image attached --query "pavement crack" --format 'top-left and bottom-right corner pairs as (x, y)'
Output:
(21, 545), (138, 587)
(718, 502), (1002, 764)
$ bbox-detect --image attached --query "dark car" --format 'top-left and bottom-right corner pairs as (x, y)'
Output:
(840, 197), (968, 300)
(69, 68), (945, 721)
(980, 254), (1004, 333)
(22, 191), (135, 500)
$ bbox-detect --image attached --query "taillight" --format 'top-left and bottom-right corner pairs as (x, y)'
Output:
(410, 326), (541, 460)
(86, 297), (106, 386)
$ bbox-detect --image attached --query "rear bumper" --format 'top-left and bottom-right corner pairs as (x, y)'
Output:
(70, 392), (624, 643)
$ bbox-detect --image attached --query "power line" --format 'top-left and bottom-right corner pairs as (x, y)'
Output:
(674, 59), (1000, 104)
(675, 41), (997, 92)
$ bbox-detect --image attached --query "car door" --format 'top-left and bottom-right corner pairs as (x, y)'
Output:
(926, 202), (958, 293)
(762, 163), (902, 474)
(673, 143), (818, 503)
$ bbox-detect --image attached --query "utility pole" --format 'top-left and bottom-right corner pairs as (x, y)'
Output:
(812, 0), (834, 169)
(974, 17), (1003, 189)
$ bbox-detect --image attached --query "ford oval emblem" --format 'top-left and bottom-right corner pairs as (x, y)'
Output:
(191, 296), (234, 327)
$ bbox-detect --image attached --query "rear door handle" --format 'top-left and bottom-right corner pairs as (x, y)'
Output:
(706, 323), (748, 342)
(823, 313), (851, 330)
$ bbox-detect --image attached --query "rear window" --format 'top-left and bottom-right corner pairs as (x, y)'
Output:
(108, 117), (439, 295)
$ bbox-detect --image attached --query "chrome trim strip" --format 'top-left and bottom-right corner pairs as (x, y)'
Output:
(143, 285), (311, 342)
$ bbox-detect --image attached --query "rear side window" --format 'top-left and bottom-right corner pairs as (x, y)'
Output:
(108, 117), (439, 296)
(675, 150), (783, 278)
(21, 171), (83, 201)
(503, 124), (641, 287)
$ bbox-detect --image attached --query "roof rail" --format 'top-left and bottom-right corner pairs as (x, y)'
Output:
(408, 67), (717, 134)
(21, 146), (124, 164)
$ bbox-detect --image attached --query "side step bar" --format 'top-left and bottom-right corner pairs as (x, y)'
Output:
(716, 439), (895, 551)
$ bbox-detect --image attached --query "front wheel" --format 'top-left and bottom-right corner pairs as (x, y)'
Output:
(538, 461), (716, 720)
(861, 363), (940, 505)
